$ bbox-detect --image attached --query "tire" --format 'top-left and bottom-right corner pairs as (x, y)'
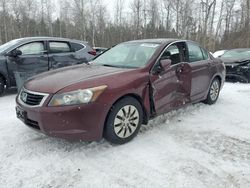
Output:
(204, 78), (221, 105)
(0, 77), (5, 96)
(104, 97), (143, 144)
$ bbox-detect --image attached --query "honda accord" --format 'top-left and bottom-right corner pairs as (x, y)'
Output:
(16, 39), (225, 144)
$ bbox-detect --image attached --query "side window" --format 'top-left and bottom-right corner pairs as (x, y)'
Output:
(201, 47), (209, 60)
(17, 42), (44, 55)
(161, 44), (181, 65)
(187, 43), (204, 62)
(49, 42), (71, 53)
(71, 42), (85, 52)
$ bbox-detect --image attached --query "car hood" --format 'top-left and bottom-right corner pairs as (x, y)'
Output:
(221, 58), (250, 66)
(24, 64), (130, 94)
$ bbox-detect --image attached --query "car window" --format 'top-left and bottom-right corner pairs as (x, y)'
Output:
(49, 42), (71, 53)
(71, 42), (85, 52)
(201, 48), (209, 60)
(187, 43), (204, 62)
(17, 42), (45, 55)
(161, 44), (181, 65)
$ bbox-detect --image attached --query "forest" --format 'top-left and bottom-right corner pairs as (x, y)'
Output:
(0, 0), (249, 52)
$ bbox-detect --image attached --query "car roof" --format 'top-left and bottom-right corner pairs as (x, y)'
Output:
(124, 38), (198, 45)
(125, 38), (180, 44)
(93, 47), (108, 49)
(15, 37), (88, 44)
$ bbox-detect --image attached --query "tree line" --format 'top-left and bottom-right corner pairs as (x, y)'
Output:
(0, 0), (249, 52)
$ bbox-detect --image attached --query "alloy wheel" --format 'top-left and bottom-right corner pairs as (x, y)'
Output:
(210, 80), (220, 101)
(114, 105), (139, 138)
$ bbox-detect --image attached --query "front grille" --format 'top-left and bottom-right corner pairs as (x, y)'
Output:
(19, 89), (48, 107)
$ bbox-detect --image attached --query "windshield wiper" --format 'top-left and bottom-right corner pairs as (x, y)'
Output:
(102, 64), (121, 68)
(232, 59), (250, 65)
(236, 59), (250, 63)
(102, 64), (138, 69)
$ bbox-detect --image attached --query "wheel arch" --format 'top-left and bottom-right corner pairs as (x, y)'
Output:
(102, 93), (149, 135)
(0, 72), (7, 86)
(208, 74), (223, 89)
(204, 74), (223, 100)
(212, 74), (222, 88)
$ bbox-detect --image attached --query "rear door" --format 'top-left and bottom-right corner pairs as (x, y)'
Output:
(150, 42), (192, 115)
(70, 42), (92, 63)
(6, 41), (48, 86)
(186, 42), (212, 101)
(48, 41), (80, 70)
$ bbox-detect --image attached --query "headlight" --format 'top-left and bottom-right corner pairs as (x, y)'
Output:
(48, 85), (107, 106)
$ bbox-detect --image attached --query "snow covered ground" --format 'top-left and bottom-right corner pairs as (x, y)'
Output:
(0, 83), (250, 188)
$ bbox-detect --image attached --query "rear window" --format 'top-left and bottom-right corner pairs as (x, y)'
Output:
(71, 42), (85, 52)
(49, 42), (71, 53)
(187, 43), (204, 62)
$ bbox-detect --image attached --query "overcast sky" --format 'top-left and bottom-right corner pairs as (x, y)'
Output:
(53, 0), (133, 19)
(103, 0), (133, 13)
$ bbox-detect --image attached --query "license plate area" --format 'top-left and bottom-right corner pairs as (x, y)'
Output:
(16, 106), (27, 122)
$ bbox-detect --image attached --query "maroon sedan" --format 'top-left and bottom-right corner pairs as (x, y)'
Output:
(16, 39), (225, 144)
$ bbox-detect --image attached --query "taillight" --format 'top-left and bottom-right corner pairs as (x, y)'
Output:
(88, 50), (96, 56)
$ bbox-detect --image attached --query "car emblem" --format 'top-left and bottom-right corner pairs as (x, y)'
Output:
(21, 92), (28, 102)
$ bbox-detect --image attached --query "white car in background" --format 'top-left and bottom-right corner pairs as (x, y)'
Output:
(213, 50), (227, 58)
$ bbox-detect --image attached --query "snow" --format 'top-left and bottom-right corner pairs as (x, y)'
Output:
(0, 83), (250, 188)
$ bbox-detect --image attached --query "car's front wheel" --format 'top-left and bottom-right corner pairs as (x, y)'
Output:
(0, 77), (5, 96)
(204, 78), (221, 105)
(104, 97), (143, 144)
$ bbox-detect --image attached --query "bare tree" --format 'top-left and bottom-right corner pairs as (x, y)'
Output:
(130, 0), (143, 38)
(0, 0), (249, 50)
(0, 0), (9, 43)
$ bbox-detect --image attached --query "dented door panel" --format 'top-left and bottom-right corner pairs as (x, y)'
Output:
(150, 62), (192, 115)
(49, 53), (81, 70)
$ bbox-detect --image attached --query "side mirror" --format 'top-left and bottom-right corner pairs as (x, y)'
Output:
(6, 49), (22, 57)
(153, 59), (172, 74)
(160, 59), (171, 70)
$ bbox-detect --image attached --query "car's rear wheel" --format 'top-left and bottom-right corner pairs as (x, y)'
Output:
(0, 77), (5, 96)
(204, 78), (221, 105)
(104, 97), (143, 144)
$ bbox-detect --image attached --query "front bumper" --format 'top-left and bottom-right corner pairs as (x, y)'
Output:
(225, 65), (250, 83)
(16, 97), (110, 141)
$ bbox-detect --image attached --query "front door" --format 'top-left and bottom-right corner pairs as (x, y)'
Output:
(6, 41), (49, 86)
(150, 42), (192, 115)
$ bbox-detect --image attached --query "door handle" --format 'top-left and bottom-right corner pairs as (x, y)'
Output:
(176, 65), (184, 74)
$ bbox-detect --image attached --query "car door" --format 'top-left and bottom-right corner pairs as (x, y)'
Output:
(186, 42), (212, 101)
(150, 42), (192, 115)
(6, 41), (49, 86)
(71, 42), (93, 63)
(48, 41), (79, 70)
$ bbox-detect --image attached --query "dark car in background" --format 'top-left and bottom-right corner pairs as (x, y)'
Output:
(0, 37), (96, 95)
(219, 48), (250, 83)
(16, 38), (225, 144)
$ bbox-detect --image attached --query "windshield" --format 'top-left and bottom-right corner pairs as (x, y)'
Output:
(0, 39), (21, 54)
(221, 49), (250, 60)
(94, 42), (160, 68)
